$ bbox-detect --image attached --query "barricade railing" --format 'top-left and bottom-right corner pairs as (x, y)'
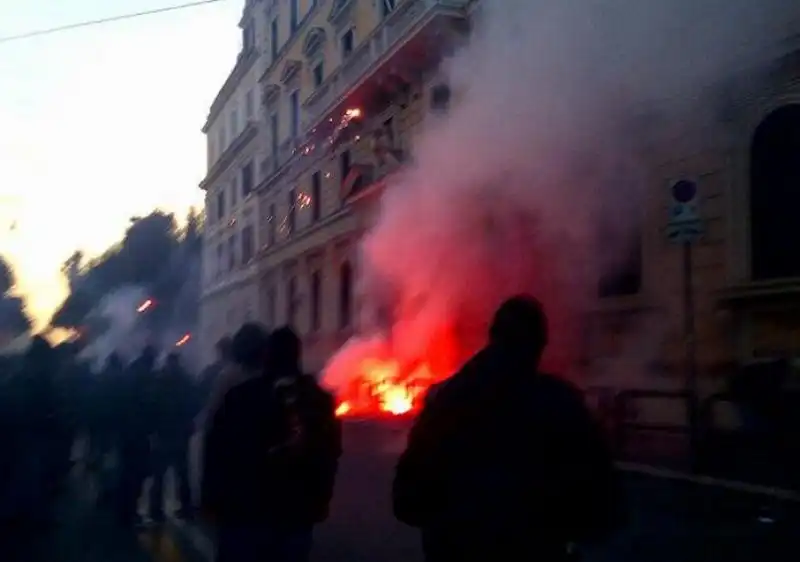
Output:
(593, 387), (800, 492)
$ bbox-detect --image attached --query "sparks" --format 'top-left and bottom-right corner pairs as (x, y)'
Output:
(175, 333), (191, 347)
(335, 402), (352, 417)
(297, 192), (313, 208)
(137, 299), (154, 313)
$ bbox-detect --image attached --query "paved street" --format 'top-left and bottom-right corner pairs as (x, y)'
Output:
(10, 420), (799, 562)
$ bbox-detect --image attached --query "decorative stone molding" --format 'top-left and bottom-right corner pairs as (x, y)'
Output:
(280, 59), (303, 85)
(303, 27), (327, 59)
(262, 83), (281, 107)
(328, 0), (356, 30)
(199, 122), (259, 190)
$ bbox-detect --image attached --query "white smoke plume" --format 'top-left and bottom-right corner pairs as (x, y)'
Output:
(324, 0), (798, 389)
(78, 285), (149, 369)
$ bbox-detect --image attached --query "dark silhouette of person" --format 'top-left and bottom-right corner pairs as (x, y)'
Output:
(88, 353), (125, 505)
(10, 337), (61, 526)
(196, 337), (233, 426)
(202, 324), (340, 562)
(90, 353), (124, 467)
(199, 336), (251, 431)
(150, 352), (196, 521)
(115, 345), (158, 525)
(393, 295), (625, 562)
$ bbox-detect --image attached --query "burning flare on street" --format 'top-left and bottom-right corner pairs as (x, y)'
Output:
(329, 327), (464, 418)
(334, 357), (437, 417)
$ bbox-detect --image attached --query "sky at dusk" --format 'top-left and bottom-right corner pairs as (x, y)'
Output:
(0, 0), (242, 329)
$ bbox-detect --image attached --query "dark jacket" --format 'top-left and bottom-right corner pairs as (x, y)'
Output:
(154, 365), (197, 440)
(393, 347), (625, 561)
(201, 372), (341, 526)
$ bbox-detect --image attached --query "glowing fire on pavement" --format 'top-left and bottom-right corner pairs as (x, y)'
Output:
(334, 357), (440, 418)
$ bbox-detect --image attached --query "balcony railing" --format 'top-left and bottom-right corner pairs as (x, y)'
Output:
(303, 0), (469, 127)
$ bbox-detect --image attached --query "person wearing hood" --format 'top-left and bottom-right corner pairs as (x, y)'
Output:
(201, 325), (340, 562)
(393, 295), (625, 562)
(197, 334), (260, 431)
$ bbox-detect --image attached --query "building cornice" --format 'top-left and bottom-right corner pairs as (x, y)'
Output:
(202, 47), (259, 134)
(238, 0), (262, 28)
(199, 121), (259, 190)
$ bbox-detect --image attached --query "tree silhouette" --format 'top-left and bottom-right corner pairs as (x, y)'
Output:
(50, 209), (202, 339)
(0, 255), (32, 337)
(0, 256), (13, 295)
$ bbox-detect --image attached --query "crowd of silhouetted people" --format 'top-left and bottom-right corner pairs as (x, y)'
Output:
(0, 336), (208, 535)
(5, 295), (800, 561)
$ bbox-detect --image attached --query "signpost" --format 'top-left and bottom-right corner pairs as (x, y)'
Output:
(667, 179), (703, 472)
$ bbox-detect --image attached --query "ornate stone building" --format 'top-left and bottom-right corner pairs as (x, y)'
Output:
(252, 0), (470, 372)
(200, 1), (800, 390)
(584, 21), (800, 394)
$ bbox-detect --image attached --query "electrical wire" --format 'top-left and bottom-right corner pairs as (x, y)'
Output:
(0, 0), (228, 45)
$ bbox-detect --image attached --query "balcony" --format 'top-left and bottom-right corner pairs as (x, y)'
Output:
(303, 0), (469, 128)
(342, 144), (408, 204)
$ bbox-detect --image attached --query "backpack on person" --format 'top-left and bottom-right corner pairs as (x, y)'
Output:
(270, 373), (342, 523)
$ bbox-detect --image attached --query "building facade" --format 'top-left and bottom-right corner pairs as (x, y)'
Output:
(198, 0), (470, 368)
(251, 0), (470, 372)
(200, 0), (800, 392)
(582, 12), (800, 395)
(198, 0), (267, 365)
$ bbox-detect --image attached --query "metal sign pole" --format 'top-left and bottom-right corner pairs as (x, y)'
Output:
(683, 241), (699, 473)
(666, 178), (703, 473)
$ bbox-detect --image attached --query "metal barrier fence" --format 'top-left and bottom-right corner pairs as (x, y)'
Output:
(586, 387), (800, 492)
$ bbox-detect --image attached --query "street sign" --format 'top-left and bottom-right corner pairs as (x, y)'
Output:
(666, 179), (704, 244)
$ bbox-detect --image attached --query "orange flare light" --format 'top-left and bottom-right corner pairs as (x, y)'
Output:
(175, 333), (191, 347)
(137, 299), (154, 313)
(334, 357), (437, 418)
(335, 402), (352, 417)
(345, 107), (362, 119)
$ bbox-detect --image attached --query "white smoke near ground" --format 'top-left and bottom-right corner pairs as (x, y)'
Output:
(77, 281), (200, 372)
(78, 285), (149, 369)
(324, 0), (798, 391)
(159, 254), (203, 373)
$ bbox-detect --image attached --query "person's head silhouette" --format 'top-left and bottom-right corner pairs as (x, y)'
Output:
(231, 322), (270, 371)
(488, 295), (548, 368)
(267, 326), (302, 375)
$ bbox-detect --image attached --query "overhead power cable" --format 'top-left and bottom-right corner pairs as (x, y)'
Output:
(0, 0), (227, 45)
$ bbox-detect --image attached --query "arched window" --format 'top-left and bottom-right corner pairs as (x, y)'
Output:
(339, 261), (352, 329)
(750, 105), (800, 280)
